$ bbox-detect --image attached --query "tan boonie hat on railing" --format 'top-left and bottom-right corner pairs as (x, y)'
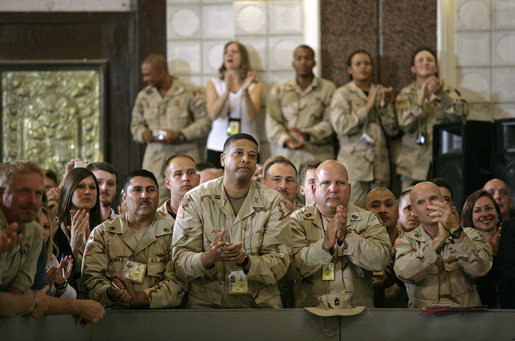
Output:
(305, 291), (366, 317)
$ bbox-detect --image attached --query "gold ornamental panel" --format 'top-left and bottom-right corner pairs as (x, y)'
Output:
(1, 69), (102, 180)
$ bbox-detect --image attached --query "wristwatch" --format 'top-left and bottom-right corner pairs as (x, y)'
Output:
(54, 280), (68, 291)
(450, 226), (463, 239)
(237, 254), (250, 268)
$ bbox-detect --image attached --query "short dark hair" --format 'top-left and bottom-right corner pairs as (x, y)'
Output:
(398, 187), (412, 206)
(143, 53), (168, 72)
(222, 133), (259, 153)
(164, 154), (197, 176)
(123, 169), (158, 193)
(294, 45), (315, 58)
(45, 169), (58, 184)
(432, 178), (454, 202)
(411, 47), (437, 66)
(87, 162), (118, 184)
(196, 162), (216, 172)
(299, 160), (320, 185)
(264, 156), (297, 179)
(461, 189), (502, 228)
(347, 50), (373, 81)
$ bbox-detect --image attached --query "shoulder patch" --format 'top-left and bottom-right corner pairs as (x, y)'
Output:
(394, 235), (405, 246)
(177, 208), (184, 219)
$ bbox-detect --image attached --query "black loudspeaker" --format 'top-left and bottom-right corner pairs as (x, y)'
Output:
(493, 119), (515, 205)
(433, 120), (494, 211)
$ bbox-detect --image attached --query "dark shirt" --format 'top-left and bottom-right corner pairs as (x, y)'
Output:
(498, 219), (515, 308)
(31, 240), (49, 290)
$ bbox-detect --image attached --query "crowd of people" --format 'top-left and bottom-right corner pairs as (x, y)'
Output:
(1, 41), (514, 327)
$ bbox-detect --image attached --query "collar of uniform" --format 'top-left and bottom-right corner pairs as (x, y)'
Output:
(113, 214), (172, 253)
(212, 177), (265, 224)
(145, 77), (185, 98)
(288, 77), (320, 93)
(348, 81), (376, 101)
(411, 224), (433, 243)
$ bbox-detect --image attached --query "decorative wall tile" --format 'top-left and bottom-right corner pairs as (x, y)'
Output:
(167, 0), (199, 4)
(493, 32), (515, 66)
(492, 67), (515, 102)
(180, 75), (203, 87)
(457, 67), (491, 102)
(269, 1), (303, 35)
(168, 41), (201, 75)
(268, 37), (303, 70)
(235, 2), (267, 35)
(203, 41), (226, 74)
(455, 32), (490, 66)
(467, 103), (491, 121)
(202, 5), (234, 39)
(494, 0), (515, 29)
(0, 0), (131, 11)
(168, 6), (201, 39)
(239, 38), (267, 71)
(492, 103), (515, 119)
(203, 75), (219, 88)
(456, 0), (490, 30)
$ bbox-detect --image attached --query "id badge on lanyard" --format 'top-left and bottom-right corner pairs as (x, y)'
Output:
(227, 118), (241, 136)
(320, 211), (335, 281)
(226, 263), (248, 294)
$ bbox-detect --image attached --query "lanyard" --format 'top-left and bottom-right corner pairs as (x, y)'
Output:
(319, 211), (327, 235)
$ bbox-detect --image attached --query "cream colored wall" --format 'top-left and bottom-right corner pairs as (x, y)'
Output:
(0, 0), (131, 11)
(439, 0), (515, 120)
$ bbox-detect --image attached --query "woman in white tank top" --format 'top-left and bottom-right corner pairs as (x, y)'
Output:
(206, 41), (263, 168)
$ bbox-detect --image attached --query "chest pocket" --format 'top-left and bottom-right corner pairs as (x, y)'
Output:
(243, 226), (264, 255)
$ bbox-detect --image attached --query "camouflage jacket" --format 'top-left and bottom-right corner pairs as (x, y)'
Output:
(291, 203), (391, 307)
(395, 81), (468, 180)
(394, 225), (491, 308)
(330, 82), (398, 183)
(266, 77), (336, 169)
(82, 213), (186, 308)
(172, 177), (291, 308)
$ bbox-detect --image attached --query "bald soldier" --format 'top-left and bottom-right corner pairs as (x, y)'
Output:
(130, 53), (211, 203)
(394, 182), (492, 308)
(484, 178), (513, 222)
(291, 160), (391, 308)
(364, 188), (408, 307)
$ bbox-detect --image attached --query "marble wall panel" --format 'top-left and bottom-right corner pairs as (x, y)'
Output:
(202, 5), (235, 39)
(235, 1), (267, 36)
(168, 6), (201, 39)
(455, 32), (490, 66)
(467, 103), (491, 121)
(321, 0), (378, 87)
(269, 1), (303, 35)
(492, 103), (515, 119)
(494, 0), (515, 29)
(492, 67), (515, 102)
(493, 32), (515, 66)
(456, 0), (490, 30)
(379, 0), (437, 90)
(168, 41), (202, 75)
(457, 67), (491, 102)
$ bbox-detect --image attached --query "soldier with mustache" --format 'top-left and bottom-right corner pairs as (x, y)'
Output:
(82, 169), (186, 308)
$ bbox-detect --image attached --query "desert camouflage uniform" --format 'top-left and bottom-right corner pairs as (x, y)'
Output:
(172, 177), (291, 308)
(394, 225), (491, 308)
(330, 82), (398, 207)
(291, 203), (391, 308)
(82, 213), (186, 308)
(396, 82), (468, 190)
(266, 77), (336, 170)
(130, 78), (211, 202)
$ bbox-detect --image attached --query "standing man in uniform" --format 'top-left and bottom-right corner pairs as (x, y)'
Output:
(82, 169), (186, 308)
(172, 134), (291, 308)
(130, 53), (211, 203)
(266, 45), (336, 170)
(291, 160), (391, 308)
(87, 162), (118, 222)
(484, 178), (513, 222)
(394, 182), (492, 308)
(157, 154), (200, 223)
